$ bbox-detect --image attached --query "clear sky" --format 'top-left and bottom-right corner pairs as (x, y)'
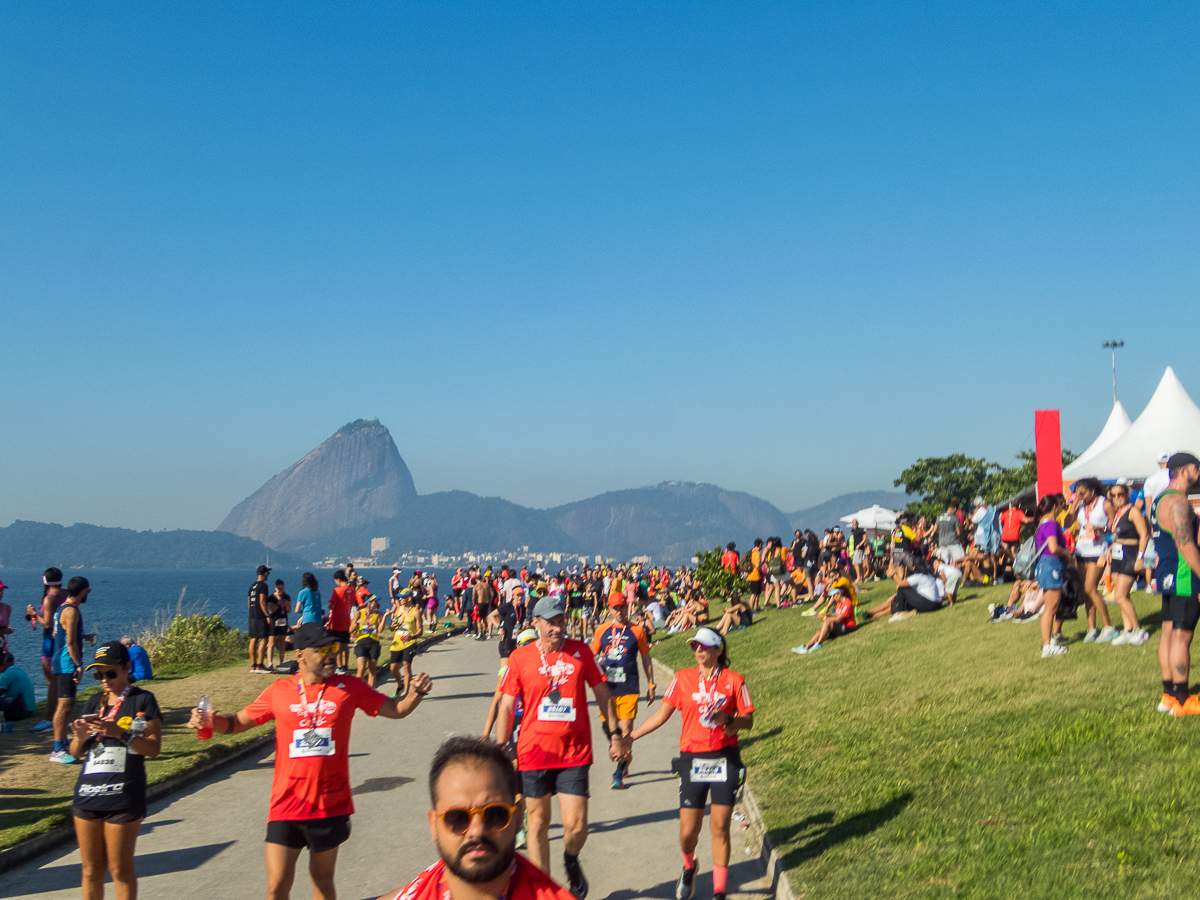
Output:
(3, 2), (1198, 532)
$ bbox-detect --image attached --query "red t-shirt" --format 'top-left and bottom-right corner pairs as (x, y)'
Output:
(832, 595), (856, 629)
(500, 639), (606, 770)
(243, 674), (386, 821)
(327, 585), (354, 631)
(388, 855), (576, 900)
(1000, 508), (1027, 543)
(662, 666), (754, 753)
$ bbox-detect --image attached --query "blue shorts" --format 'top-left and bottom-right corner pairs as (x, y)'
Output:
(1035, 556), (1064, 590)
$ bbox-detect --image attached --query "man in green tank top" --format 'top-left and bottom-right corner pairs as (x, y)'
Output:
(1151, 453), (1200, 715)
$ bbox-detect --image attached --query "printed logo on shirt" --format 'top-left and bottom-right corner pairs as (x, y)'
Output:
(288, 698), (339, 717)
(537, 657), (577, 680)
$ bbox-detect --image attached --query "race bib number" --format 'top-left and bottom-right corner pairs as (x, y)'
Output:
(289, 728), (335, 758)
(690, 758), (728, 783)
(606, 667), (627, 683)
(538, 698), (577, 722)
(84, 744), (128, 775)
(1111, 544), (1124, 560)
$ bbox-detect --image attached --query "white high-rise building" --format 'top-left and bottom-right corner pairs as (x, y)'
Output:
(371, 537), (390, 555)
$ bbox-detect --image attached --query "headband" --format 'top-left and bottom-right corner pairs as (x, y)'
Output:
(43, 575), (62, 587)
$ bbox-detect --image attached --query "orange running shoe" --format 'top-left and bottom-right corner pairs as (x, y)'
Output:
(1177, 694), (1200, 716)
(1158, 694), (1183, 715)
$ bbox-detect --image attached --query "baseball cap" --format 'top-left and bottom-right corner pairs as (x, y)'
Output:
(532, 595), (567, 620)
(86, 641), (131, 670)
(1158, 450), (1171, 463)
(415, 570), (422, 576)
(256, 565), (272, 576)
(292, 623), (338, 650)
(1167, 452), (1200, 471)
(608, 594), (628, 608)
(687, 627), (723, 649)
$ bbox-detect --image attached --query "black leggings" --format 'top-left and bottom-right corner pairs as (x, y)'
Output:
(892, 586), (942, 614)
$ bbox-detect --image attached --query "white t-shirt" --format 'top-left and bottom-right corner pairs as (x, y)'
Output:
(502, 577), (522, 603)
(907, 573), (944, 605)
(1075, 498), (1109, 558)
(646, 601), (666, 623)
(1144, 467), (1171, 509)
(971, 507), (987, 525)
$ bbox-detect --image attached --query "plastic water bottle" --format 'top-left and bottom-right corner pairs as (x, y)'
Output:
(196, 695), (213, 741)
(129, 712), (147, 739)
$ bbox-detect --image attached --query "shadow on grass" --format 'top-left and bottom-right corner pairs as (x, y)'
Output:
(739, 726), (782, 752)
(774, 792), (913, 868)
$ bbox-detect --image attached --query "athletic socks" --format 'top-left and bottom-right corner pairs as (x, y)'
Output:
(682, 852), (695, 870)
(53, 738), (66, 753)
(712, 865), (728, 894)
(1164, 680), (1173, 696)
(1173, 681), (1190, 704)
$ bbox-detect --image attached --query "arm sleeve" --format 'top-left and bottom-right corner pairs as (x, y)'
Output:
(349, 678), (387, 717)
(635, 627), (650, 655)
(243, 683), (280, 726)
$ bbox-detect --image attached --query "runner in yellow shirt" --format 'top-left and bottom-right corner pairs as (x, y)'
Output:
(387, 590), (423, 698)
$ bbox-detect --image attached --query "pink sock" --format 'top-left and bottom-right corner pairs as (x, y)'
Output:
(682, 852), (696, 870)
(712, 865), (728, 893)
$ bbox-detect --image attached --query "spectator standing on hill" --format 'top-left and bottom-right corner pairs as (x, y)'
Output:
(50, 577), (97, 763)
(188, 623), (432, 900)
(999, 505), (1027, 552)
(296, 572), (323, 626)
(744, 539), (764, 610)
(0, 651), (36, 722)
(27, 567), (67, 735)
(326, 570), (355, 674)
(1034, 494), (1072, 659)
(270, 579), (292, 669)
(120, 636), (153, 682)
(1066, 479), (1117, 643)
(935, 502), (965, 563)
(1108, 482), (1150, 645)
(248, 565), (273, 674)
(1151, 453), (1200, 715)
(0, 580), (12, 656)
(849, 520), (868, 583)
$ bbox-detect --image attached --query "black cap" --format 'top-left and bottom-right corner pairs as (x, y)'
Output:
(1168, 452), (1200, 472)
(86, 641), (131, 670)
(292, 622), (337, 650)
(257, 565), (272, 576)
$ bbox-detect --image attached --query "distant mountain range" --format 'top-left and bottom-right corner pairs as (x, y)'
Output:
(0, 520), (306, 570)
(786, 490), (911, 534)
(221, 419), (909, 564)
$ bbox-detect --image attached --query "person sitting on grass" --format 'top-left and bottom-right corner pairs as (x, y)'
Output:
(931, 558), (962, 606)
(792, 587), (857, 655)
(803, 561), (856, 618)
(666, 588), (709, 633)
(988, 578), (1044, 623)
(714, 593), (752, 635)
(865, 561), (944, 621)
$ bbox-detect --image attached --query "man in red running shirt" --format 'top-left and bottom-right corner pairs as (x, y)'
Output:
(496, 595), (621, 898)
(379, 736), (576, 900)
(327, 569), (355, 674)
(188, 623), (432, 900)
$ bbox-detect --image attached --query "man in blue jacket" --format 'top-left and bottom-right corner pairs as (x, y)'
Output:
(121, 636), (154, 682)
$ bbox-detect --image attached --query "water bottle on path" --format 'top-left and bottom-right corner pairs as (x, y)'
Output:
(196, 695), (213, 741)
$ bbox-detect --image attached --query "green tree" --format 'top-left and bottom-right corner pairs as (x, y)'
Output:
(895, 449), (1079, 521)
(694, 546), (741, 600)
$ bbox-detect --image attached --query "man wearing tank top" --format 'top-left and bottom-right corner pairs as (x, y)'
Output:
(1152, 453), (1200, 716)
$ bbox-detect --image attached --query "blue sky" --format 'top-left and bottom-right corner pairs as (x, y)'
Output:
(2, 2), (1198, 532)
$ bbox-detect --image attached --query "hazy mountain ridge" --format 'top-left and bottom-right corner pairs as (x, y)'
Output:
(787, 490), (911, 533)
(0, 520), (306, 570)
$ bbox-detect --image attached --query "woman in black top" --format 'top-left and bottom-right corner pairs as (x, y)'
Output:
(69, 641), (162, 900)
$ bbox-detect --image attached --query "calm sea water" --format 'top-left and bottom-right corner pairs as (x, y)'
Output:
(2, 567), (457, 701)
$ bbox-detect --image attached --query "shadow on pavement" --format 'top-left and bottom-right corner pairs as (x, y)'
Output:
(773, 792), (913, 867)
(352, 776), (415, 795)
(4, 842), (235, 898)
(423, 692), (496, 702)
(589, 807), (678, 833)
(601, 857), (762, 900)
(138, 818), (183, 834)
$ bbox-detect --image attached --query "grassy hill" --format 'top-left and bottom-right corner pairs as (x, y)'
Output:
(652, 582), (1195, 898)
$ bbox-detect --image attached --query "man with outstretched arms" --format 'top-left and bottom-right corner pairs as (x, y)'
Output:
(188, 623), (433, 900)
(1152, 452), (1200, 715)
(378, 736), (576, 900)
(496, 595), (621, 898)
(591, 595), (654, 789)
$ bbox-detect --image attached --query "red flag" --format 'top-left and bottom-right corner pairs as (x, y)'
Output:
(1034, 410), (1062, 501)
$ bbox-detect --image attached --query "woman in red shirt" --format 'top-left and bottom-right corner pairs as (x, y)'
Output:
(625, 628), (754, 900)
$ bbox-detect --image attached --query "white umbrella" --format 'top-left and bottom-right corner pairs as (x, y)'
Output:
(839, 504), (897, 530)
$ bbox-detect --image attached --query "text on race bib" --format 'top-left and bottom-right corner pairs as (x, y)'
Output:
(289, 728), (336, 758)
(538, 697), (576, 722)
(690, 758), (728, 783)
(84, 745), (128, 775)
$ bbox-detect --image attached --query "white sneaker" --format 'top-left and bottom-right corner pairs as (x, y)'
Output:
(1134, 628), (1151, 645)
(1083, 628), (1100, 642)
(1111, 630), (1132, 645)
(1042, 643), (1067, 658)
(1051, 633), (1068, 646)
(1096, 626), (1118, 644)
(791, 646), (809, 655)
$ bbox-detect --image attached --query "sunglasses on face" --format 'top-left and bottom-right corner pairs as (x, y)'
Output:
(315, 643), (339, 658)
(437, 803), (518, 835)
(92, 669), (120, 681)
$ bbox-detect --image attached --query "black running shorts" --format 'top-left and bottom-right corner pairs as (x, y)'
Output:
(390, 647), (418, 666)
(520, 764), (590, 798)
(354, 639), (381, 660)
(73, 805), (146, 824)
(1110, 553), (1138, 578)
(1162, 593), (1200, 632)
(56, 673), (78, 699)
(675, 749), (744, 809)
(266, 815), (351, 853)
(247, 618), (271, 640)
(747, 580), (763, 596)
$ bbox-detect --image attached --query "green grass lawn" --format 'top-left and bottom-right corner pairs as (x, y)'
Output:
(652, 582), (1199, 899)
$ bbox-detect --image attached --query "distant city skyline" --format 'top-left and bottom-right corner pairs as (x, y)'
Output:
(3, 3), (1196, 531)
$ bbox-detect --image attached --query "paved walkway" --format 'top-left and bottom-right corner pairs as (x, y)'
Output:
(0, 634), (771, 900)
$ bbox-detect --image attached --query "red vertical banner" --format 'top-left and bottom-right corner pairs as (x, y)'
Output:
(1034, 409), (1062, 501)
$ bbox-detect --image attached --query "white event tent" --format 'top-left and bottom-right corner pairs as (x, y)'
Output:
(1064, 400), (1130, 474)
(1063, 367), (1200, 482)
(839, 504), (897, 532)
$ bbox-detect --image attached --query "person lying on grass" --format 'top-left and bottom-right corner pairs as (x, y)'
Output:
(988, 579), (1044, 622)
(792, 588), (857, 655)
(715, 593), (752, 635)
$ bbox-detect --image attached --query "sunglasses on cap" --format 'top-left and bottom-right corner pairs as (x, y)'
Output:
(437, 802), (518, 835)
(92, 669), (121, 681)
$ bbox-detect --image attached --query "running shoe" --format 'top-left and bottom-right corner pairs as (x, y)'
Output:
(564, 853), (588, 900)
(1096, 626), (1118, 644)
(1014, 611), (1039, 623)
(1132, 628), (1151, 645)
(1051, 634), (1067, 646)
(676, 865), (696, 900)
(1179, 695), (1200, 716)
(611, 770), (624, 790)
(30, 720), (53, 734)
(1083, 628), (1100, 643)
(1041, 644), (1067, 658)
(889, 611), (917, 623)
(800, 608), (817, 617)
(791, 644), (820, 655)
(49, 750), (77, 764)
(1159, 694), (1183, 715)
(995, 611), (1013, 623)
(1111, 630), (1132, 645)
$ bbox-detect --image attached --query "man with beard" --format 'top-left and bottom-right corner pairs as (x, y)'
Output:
(380, 736), (575, 900)
(188, 623), (433, 900)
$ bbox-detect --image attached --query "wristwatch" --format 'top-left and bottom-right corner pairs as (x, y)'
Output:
(120, 729), (136, 747)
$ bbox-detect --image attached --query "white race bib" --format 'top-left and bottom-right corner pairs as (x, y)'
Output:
(606, 667), (627, 683)
(538, 697), (577, 722)
(289, 727), (335, 757)
(84, 744), (128, 775)
(690, 758), (728, 783)
(1112, 544), (1124, 560)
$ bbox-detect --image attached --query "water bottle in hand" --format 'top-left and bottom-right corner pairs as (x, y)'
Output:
(196, 695), (213, 741)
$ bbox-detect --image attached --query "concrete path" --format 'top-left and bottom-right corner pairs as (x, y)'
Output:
(0, 634), (771, 900)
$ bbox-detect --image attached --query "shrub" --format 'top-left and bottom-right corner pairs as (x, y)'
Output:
(136, 592), (246, 675)
(695, 546), (742, 601)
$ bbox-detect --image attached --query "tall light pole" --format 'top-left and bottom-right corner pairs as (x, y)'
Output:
(1102, 340), (1124, 404)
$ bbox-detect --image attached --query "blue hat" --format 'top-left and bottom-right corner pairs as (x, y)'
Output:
(532, 595), (567, 620)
